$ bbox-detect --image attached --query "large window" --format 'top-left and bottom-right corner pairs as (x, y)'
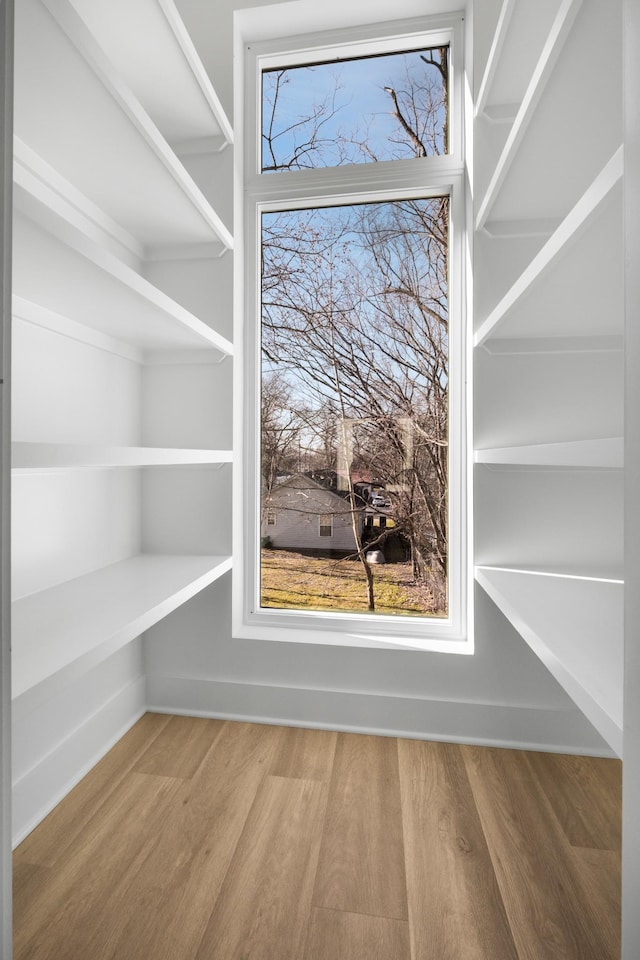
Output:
(236, 16), (469, 651)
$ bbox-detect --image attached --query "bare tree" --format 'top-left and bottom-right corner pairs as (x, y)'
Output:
(261, 374), (301, 504)
(261, 46), (448, 171)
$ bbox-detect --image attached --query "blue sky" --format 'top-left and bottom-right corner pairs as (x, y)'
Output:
(262, 48), (446, 168)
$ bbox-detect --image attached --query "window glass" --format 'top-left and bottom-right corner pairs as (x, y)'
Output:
(319, 515), (333, 537)
(261, 45), (448, 171)
(260, 196), (449, 618)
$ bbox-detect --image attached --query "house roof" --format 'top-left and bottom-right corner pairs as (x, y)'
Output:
(267, 473), (363, 512)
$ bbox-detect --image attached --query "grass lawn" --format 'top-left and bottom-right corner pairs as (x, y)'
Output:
(260, 548), (446, 617)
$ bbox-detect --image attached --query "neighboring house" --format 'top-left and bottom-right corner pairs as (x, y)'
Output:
(262, 474), (364, 554)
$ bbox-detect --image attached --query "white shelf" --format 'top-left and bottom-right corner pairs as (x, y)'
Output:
(12, 553), (232, 709)
(480, 334), (624, 356)
(475, 0), (582, 229)
(475, 437), (623, 469)
(475, 150), (623, 347)
(11, 443), (233, 472)
(12, 205), (234, 356)
(475, 565), (623, 755)
(68, 0), (233, 153)
(474, 465), (623, 576)
(14, 0), (232, 258)
(475, 0), (566, 120)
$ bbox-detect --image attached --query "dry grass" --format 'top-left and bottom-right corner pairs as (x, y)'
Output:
(260, 548), (446, 617)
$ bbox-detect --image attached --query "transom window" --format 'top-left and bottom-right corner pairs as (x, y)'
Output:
(261, 45), (448, 172)
(235, 15), (469, 651)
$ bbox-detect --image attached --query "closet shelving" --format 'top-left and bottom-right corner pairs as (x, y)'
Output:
(11, 0), (234, 711)
(473, 0), (624, 755)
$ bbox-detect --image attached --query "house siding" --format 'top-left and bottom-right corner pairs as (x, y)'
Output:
(263, 476), (360, 553)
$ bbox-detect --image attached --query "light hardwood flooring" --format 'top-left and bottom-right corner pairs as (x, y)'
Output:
(13, 714), (621, 960)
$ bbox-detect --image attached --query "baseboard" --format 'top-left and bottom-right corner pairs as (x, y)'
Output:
(12, 676), (146, 847)
(146, 674), (614, 757)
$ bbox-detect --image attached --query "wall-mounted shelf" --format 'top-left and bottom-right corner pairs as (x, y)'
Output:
(475, 149), (623, 346)
(10, 0), (237, 850)
(476, 0), (621, 232)
(12, 443), (233, 472)
(475, 565), (623, 755)
(14, 0), (232, 258)
(473, 0), (624, 769)
(68, 0), (233, 154)
(474, 464), (623, 577)
(12, 202), (234, 355)
(475, 0), (565, 121)
(475, 0), (582, 229)
(12, 553), (232, 711)
(475, 437), (623, 469)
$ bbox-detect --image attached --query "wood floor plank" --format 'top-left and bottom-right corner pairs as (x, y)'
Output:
(14, 772), (184, 960)
(525, 751), (622, 850)
(312, 732), (407, 921)
(268, 725), (337, 781)
(194, 774), (328, 960)
(14, 711), (171, 869)
(132, 713), (224, 779)
(462, 745), (619, 960)
(303, 907), (410, 960)
(102, 720), (283, 960)
(569, 847), (621, 952)
(12, 861), (51, 931)
(398, 739), (519, 960)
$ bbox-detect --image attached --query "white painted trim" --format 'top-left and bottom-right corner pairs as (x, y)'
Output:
(145, 675), (614, 757)
(475, 0), (583, 230)
(475, 148), (624, 347)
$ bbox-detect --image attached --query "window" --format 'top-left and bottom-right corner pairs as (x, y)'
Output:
(235, 14), (470, 652)
(266, 508), (277, 526)
(319, 515), (333, 537)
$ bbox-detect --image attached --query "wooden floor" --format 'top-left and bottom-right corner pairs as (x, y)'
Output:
(13, 714), (621, 960)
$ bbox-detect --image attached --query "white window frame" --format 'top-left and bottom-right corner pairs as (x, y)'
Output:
(234, 13), (472, 653)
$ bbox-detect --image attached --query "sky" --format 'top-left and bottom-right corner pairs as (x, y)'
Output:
(261, 47), (447, 169)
